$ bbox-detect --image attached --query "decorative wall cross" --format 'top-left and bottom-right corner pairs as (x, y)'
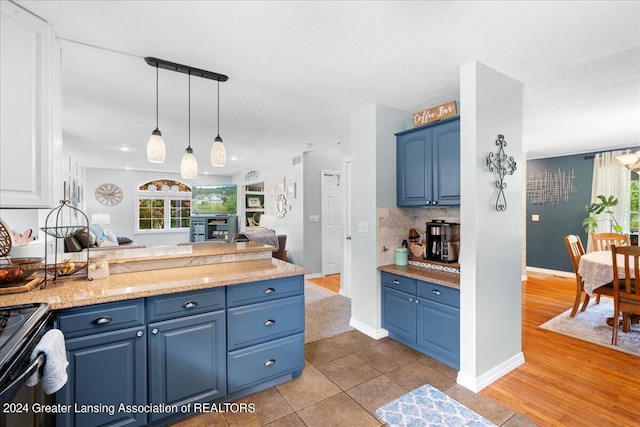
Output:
(485, 134), (517, 211)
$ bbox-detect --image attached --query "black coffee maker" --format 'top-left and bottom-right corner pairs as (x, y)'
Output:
(425, 220), (444, 260)
(425, 220), (460, 262)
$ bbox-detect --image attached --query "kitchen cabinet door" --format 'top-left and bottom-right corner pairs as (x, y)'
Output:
(432, 118), (461, 205)
(396, 117), (460, 207)
(57, 327), (147, 427)
(416, 299), (460, 370)
(0, 1), (62, 208)
(381, 286), (417, 343)
(147, 310), (226, 422)
(396, 127), (432, 206)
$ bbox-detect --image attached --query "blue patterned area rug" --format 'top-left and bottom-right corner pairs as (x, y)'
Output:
(375, 384), (496, 427)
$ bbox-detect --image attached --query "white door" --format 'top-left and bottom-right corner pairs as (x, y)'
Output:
(322, 170), (342, 276)
(342, 159), (352, 297)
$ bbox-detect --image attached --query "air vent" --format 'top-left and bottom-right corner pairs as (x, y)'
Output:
(292, 156), (302, 166)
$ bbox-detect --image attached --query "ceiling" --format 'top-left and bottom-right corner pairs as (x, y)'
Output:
(14, 1), (640, 176)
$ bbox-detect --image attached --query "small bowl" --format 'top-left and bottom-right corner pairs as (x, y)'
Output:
(0, 263), (24, 286)
(10, 257), (43, 281)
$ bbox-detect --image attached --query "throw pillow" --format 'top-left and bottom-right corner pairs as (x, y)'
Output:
(103, 229), (119, 245)
(64, 236), (83, 252)
(72, 228), (96, 248)
(117, 237), (133, 244)
(89, 224), (106, 241)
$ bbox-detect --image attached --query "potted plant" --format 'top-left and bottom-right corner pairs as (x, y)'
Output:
(583, 194), (623, 234)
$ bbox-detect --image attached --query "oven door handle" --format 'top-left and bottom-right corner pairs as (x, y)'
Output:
(0, 353), (45, 401)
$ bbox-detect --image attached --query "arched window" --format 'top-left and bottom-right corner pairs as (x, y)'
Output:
(136, 179), (191, 232)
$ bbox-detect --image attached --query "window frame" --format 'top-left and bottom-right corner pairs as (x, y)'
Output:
(135, 181), (192, 234)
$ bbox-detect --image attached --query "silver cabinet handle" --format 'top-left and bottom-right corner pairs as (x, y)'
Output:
(183, 301), (198, 309)
(415, 299), (420, 304)
(264, 359), (276, 366)
(152, 328), (159, 335)
(432, 289), (442, 296)
(409, 297), (414, 302)
(264, 319), (276, 326)
(136, 331), (144, 337)
(432, 201), (438, 205)
(425, 201), (431, 205)
(264, 287), (275, 294)
(92, 316), (112, 325)
(392, 280), (400, 285)
(346, 236), (352, 240)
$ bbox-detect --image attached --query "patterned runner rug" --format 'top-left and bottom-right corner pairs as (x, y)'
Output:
(375, 384), (496, 427)
(540, 298), (640, 357)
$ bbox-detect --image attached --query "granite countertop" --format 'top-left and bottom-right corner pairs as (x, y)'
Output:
(89, 241), (274, 264)
(1, 258), (308, 310)
(378, 262), (460, 289)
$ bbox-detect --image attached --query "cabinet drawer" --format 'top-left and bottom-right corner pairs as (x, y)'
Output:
(417, 280), (459, 308)
(227, 333), (304, 393)
(56, 299), (145, 339)
(227, 295), (304, 351)
(227, 276), (303, 307)
(381, 272), (416, 295)
(146, 287), (226, 322)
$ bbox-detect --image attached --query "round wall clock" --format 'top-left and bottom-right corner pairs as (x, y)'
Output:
(95, 183), (123, 206)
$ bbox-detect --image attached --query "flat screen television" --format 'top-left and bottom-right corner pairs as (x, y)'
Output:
(191, 184), (237, 215)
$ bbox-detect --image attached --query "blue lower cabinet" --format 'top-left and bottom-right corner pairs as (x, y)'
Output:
(57, 326), (147, 427)
(381, 272), (460, 369)
(416, 299), (460, 369)
(147, 311), (226, 423)
(381, 287), (416, 343)
(227, 333), (304, 394)
(55, 275), (305, 426)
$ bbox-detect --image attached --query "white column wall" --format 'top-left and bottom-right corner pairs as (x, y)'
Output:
(349, 104), (407, 337)
(458, 61), (524, 391)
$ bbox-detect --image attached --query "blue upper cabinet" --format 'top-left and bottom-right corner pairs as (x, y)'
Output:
(396, 117), (460, 207)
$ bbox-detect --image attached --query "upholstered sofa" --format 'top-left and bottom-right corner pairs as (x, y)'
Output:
(64, 225), (143, 252)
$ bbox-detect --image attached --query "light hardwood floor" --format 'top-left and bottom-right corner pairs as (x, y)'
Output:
(481, 272), (640, 426)
(307, 274), (341, 294)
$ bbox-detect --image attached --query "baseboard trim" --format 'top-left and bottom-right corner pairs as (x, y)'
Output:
(525, 266), (574, 279)
(349, 318), (388, 340)
(456, 352), (525, 392)
(304, 273), (322, 280)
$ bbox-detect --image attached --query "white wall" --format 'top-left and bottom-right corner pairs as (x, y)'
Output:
(458, 61), (524, 391)
(350, 104), (408, 337)
(85, 168), (232, 248)
(303, 144), (342, 274)
(233, 155), (304, 265)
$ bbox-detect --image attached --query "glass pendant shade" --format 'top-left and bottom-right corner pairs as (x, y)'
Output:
(146, 129), (166, 163)
(617, 151), (640, 171)
(211, 136), (226, 167)
(180, 146), (198, 179)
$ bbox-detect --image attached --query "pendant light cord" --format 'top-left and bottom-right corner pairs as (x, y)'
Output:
(188, 72), (191, 148)
(155, 65), (159, 129)
(217, 80), (220, 136)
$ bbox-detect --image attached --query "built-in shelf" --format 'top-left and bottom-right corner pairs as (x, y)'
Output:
(243, 182), (265, 227)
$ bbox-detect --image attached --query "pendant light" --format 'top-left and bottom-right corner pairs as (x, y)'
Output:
(210, 80), (227, 167)
(146, 64), (166, 163)
(180, 72), (198, 179)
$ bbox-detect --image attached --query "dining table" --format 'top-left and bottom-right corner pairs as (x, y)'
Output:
(577, 250), (630, 296)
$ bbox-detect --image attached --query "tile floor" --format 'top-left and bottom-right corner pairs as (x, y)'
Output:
(173, 330), (536, 426)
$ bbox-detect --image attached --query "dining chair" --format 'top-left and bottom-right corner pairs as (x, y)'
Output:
(610, 244), (640, 345)
(591, 232), (631, 251)
(564, 235), (592, 317)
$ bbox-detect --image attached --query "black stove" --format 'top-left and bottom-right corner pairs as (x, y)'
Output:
(0, 303), (52, 403)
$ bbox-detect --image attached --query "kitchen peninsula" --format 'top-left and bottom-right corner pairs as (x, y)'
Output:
(5, 242), (308, 427)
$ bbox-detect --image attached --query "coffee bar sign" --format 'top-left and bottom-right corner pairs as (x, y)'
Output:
(412, 101), (457, 127)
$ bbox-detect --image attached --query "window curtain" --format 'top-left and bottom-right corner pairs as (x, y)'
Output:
(587, 150), (631, 251)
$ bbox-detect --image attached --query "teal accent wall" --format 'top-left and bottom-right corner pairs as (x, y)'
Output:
(526, 153), (596, 272)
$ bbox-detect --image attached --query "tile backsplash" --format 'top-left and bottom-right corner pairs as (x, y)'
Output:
(378, 206), (461, 266)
